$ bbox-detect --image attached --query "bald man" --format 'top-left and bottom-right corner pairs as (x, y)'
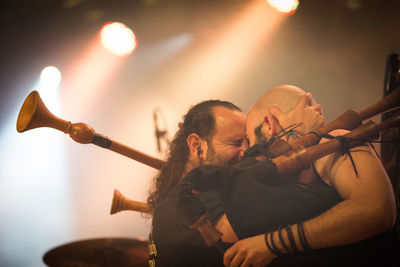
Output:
(167, 85), (397, 266)
(220, 85), (398, 266)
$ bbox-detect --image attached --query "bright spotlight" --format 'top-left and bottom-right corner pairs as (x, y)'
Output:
(40, 66), (62, 87)
(267, 0), (299, 14)
(100, 22), (137, 56)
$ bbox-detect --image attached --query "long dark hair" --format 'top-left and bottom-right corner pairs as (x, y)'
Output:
(147, 100), (241, 211)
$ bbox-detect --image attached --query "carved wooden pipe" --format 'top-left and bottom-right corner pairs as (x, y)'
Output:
(16, 90), (164, 170)
(110, 189), (152, 215)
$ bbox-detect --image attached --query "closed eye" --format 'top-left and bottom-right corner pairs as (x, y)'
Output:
(230, 139), (244, 147)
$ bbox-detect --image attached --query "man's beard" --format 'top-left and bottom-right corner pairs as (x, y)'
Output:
(205, 145), (241, 166)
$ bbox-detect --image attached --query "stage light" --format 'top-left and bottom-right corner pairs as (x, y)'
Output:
(100, 22), (137, 56)
(267, 0), (299, 14)
(38, 66), (62, 113)
(40, 66), (62, 87)
(172, 0), (286, 99)
(0, 77), (70, 266)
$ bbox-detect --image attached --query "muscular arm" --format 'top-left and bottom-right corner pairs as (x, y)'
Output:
(222, 129), (396, 267)
(303, 129), (396, 247)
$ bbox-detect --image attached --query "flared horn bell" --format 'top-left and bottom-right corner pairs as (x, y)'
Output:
(16, 90), (71, 133)
(16, 91), (165, 168)
(110, 189), (151, 215)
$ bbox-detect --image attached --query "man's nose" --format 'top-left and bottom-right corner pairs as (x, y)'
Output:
(239, 141), (249, 158)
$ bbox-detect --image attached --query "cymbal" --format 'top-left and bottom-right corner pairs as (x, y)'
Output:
(43, 238), (149, 267)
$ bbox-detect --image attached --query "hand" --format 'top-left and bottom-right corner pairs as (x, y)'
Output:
(270, 92), (325, 135)
(223, 234), (276, 267)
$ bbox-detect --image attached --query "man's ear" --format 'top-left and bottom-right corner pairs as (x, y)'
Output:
(263, 115), (278, 138)
(187, 133), (208, 160)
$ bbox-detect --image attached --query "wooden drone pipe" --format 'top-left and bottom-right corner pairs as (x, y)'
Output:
(16, 90), (165, 170)
(274, 112), (400, 177)
(110, 189), (152, 215)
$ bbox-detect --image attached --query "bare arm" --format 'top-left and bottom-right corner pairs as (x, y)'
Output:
(222, 129), (396, 267)
(303, 129), (396, 247)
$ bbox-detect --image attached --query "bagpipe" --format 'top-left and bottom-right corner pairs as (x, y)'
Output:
(16, 53), (400, 259)
(16, 80), (400, 215)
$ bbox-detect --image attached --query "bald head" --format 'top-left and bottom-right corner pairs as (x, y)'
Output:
(246, 84), (321, 145)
